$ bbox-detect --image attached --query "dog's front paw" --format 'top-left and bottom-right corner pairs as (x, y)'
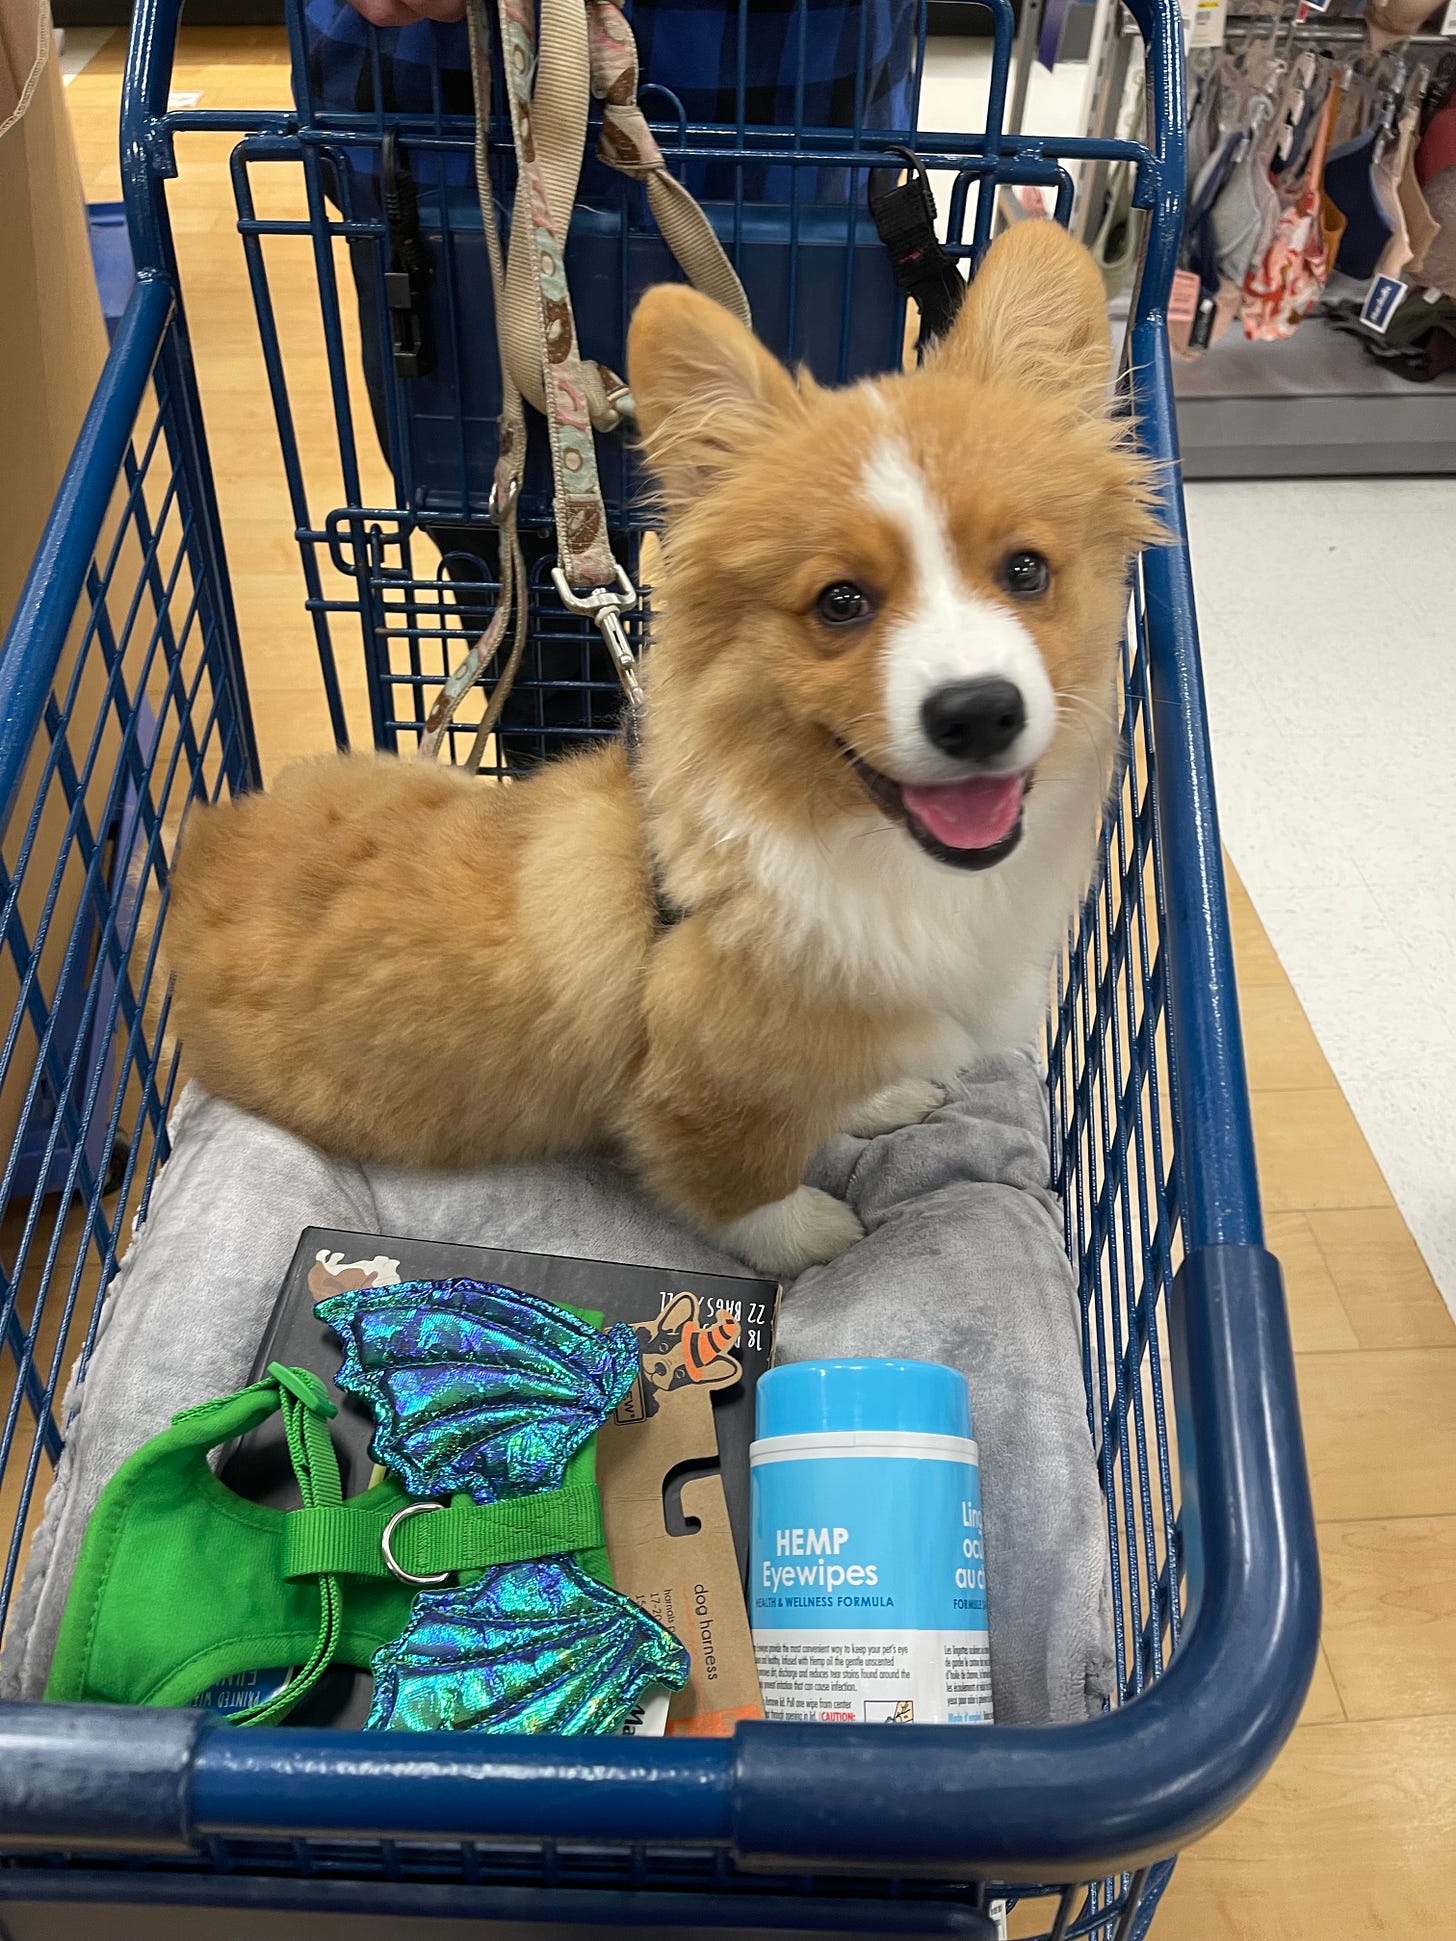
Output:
(715, 1186), (865, 1279)
(842, 1077), (949, 1138)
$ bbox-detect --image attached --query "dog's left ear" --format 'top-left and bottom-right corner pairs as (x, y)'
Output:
(929, 221), (1113, 416)
(628, 285), (801, 508)
(656, 1291), (697, 1335)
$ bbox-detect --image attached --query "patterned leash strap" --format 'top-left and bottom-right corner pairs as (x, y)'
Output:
(423, 0), (749, 765)
(422, 0), (528, 765)
(587, 2), (750, 330)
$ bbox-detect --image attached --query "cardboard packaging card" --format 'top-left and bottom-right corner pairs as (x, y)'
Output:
(598, 1367), (763, 1736)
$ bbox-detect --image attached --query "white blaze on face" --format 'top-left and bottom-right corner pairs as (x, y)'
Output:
(864, 439), (1057, 785)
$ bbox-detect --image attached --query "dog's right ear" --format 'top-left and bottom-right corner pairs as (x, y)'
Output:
(929, 220), (1112, 416)
(628, 285), (800, 509)
(656, 1291), (697, 1335)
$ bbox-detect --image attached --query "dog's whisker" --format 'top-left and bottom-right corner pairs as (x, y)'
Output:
(1055, 721), (1108, 767)
(1055, 692), (1118, 732)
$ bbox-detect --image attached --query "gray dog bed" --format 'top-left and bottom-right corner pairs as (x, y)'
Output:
(1, 1053), (1113, 1724)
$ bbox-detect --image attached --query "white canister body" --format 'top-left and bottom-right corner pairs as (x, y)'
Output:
(749, 1361), (992, 1727)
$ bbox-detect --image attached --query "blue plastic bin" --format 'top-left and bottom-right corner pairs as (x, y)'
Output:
(87, 202), (136, 342)
(0, 3), (1318, 1936)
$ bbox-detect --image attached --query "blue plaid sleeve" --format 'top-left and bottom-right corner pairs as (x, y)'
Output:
(302, 0), (917, 200)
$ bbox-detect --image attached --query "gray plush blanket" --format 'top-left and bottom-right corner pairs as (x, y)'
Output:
(1, 1056), (1112, 1723)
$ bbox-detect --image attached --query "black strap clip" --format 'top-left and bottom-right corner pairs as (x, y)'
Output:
(381, 130), (435, 381)
(868, 146), (968, 353)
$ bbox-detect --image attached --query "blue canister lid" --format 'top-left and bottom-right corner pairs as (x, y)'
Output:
(755, 1358), (973, 1441)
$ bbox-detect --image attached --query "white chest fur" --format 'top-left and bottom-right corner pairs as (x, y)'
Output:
(721, 767), (1105, 1057)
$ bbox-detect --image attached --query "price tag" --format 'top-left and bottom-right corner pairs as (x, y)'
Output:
(1361, 275), (1408, 334)
(618, 1688), (671, 1736)
(1182, 0), (1229, 47)
(1169, 269), (1201, 324)
(1443, 0), (1456, 35)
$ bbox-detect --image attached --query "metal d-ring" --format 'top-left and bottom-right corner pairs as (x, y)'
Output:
(380, 1501), (451, 1587)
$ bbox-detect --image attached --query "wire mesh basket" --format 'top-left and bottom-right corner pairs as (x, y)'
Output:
(0, 3), (1318, 1935)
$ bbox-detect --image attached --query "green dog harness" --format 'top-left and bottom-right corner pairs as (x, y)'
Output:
(46, 1361), (609, 1725)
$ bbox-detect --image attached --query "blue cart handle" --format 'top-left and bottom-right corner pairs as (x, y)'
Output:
(0, 1244), (1318, 1876)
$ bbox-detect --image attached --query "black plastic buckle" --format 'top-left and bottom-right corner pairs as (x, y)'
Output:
(381, 129), (435, 381)
(868, 145), (967, 351)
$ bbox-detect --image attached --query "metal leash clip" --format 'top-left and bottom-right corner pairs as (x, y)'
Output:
(551, 564), (645, 710)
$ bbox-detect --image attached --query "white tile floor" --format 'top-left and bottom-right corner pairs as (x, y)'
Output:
(1185, 480), (1456, 1317)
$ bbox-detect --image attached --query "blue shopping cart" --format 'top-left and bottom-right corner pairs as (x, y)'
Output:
(0, 2), (1318, 1935)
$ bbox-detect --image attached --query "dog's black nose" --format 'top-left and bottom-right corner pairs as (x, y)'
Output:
(920, 679), (1027, 762)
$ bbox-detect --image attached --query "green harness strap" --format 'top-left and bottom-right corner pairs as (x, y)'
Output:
(46, 1362), (610, 1726)
(258, 1365), (345, 1724)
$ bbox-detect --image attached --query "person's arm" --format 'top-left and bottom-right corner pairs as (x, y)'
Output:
(344, 0), (465, 26)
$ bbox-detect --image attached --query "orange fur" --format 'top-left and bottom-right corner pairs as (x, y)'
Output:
(168, 222), (1161, 1277)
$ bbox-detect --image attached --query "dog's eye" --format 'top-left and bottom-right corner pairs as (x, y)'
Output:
(815, 582), (875, 627)
(1000, 550), (1051, 598)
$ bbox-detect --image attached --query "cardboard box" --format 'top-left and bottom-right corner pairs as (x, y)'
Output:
(0, 1), (120, 1173)
(0, 0), (108, 625)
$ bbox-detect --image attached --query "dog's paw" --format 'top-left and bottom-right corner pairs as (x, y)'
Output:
(842, 1077), (949, 1139)
(715, 1186), (865, 1279)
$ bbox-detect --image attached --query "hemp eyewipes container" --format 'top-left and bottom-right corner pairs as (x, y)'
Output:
(748, 1358), (992, 1725)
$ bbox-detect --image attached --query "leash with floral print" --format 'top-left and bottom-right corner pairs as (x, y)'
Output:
(422, 0), (749, 765)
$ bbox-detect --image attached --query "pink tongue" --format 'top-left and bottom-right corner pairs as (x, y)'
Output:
(900, 774), (1025, 851)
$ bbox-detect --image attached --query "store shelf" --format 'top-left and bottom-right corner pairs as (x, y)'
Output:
(1173, 317), (1456, 479)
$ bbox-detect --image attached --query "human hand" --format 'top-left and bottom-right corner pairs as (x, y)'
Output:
(343, 0), (467, 26)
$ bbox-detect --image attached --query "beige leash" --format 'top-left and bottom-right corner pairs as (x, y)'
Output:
(422, 0), (749, 766)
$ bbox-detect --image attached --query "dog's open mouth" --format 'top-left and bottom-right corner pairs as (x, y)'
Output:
(839, 745), (1029, 871)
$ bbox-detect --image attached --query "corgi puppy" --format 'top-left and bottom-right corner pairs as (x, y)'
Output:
(168, 220), (1160, 1278)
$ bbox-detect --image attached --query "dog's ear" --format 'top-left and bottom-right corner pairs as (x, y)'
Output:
(656, 1291), (697, 1335)
(628, 285), (800, 508)
(928, 221), (1112, 415)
